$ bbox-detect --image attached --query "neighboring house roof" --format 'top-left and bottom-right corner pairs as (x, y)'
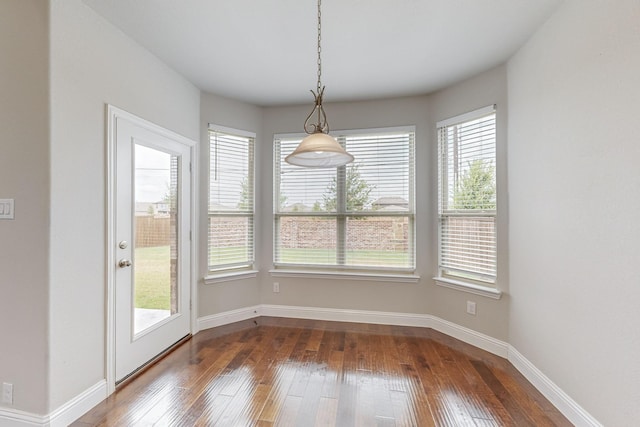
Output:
(372, 197), (408, 208)
(135, 202), (155, 214)
(281, 203), (311, 212)
(377, 205), (409, 212)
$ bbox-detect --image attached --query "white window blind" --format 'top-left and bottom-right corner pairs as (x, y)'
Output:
(274, 127), (415, 271)
(437, 106), (497, 283)
(208, 126), (255, 272)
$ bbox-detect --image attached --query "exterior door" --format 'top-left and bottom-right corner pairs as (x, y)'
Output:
(112, 110), (192, 383)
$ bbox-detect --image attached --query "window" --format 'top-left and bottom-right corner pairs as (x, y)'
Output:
(274, 127), (415, 272)
(208, 125), (255, 273)
(437, 106), (497, 284)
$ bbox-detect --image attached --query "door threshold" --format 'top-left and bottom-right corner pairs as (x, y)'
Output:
(116, 333), (192, 390)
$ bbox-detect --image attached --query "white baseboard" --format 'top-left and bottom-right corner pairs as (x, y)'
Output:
(49, 380), (107, 427)
(0, 408), (45, 427)
(197, 305), (260, 331)
(0, 380), (106, 427)
(508, 347), (602, 427)
(199, 303), (600, 426)
(260, 304), (432, 328)
(428, 315), (509, 358)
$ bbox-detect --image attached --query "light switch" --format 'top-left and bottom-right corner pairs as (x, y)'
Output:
(0, 199), (14, 219)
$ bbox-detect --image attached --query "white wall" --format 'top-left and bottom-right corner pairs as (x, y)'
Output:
(0, 0), (50, 416)
(49, 0), (200, 410)
(508, 0), (640, 424)
(198, 93), (263, 316)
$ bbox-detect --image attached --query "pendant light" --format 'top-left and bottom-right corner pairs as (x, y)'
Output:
(285, 0), (354, 168)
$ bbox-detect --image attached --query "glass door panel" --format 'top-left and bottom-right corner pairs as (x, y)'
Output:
(133, 144), (179, 335)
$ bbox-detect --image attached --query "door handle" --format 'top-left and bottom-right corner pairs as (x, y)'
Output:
(118, 259), (132, 268)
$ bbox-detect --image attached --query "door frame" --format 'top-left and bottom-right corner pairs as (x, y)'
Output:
(105, 105), (199, 395)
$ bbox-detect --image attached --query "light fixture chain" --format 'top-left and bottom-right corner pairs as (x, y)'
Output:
(287, 0), (353, 167)
(303, 0), (332, 135)
(317, 0), (322, 93)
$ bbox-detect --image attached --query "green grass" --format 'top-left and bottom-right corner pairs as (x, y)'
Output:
(209, 245), (251, 266)
(279, 248), (410, 267)
(209, 246), (410, 268)
(135, 246), (172, 310)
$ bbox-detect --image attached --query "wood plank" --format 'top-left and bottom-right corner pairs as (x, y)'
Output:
(256, 326), (305, 423)
(314, 396), (338, 426)
(320, 349), (344, 399)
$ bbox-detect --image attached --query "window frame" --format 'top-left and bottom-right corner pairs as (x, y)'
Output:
(436, 105), (498, 286)
(273, 126), (416, 273)
(207, 124), (256, 275)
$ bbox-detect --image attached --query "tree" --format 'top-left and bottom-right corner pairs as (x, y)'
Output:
(237, 177), (250, 210)
(279, 194), (288, 210)
(161, 183), (176, 211)
(322, 164), (375, 211)
(241, 176), (288, 210)
(452, 159), (495, 210)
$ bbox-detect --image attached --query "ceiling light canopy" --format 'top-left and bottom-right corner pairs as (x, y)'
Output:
(284, 0), (354, 169)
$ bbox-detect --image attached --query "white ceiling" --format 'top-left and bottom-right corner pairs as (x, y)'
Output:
(83, 0), (562, 106)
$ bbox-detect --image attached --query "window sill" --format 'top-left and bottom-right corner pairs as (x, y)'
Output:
(270, 269), (420, 283)
(433, 276), (502, 300)
(204, 270), (258, 284)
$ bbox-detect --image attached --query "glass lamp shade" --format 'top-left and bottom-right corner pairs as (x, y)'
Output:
(285, 132), (354, 168)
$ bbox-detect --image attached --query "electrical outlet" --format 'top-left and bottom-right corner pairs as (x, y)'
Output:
(0, 199), (14, 220)
(273, 282), (280, 293)
(2, 382), (13, 404)
(466, 301), (477, 316)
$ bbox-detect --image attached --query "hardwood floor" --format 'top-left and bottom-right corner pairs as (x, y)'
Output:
(73, 317), (571, 426)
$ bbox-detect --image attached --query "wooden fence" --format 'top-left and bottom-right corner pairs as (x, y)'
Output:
(138, 215), (410, 251)
(135, 216), (171, 247)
